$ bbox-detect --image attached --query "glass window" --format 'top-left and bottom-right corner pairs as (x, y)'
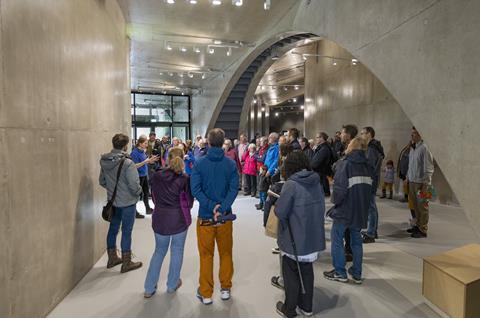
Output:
(135, 127), (152, 140)
(155, 126), (171, 139)
(135, 94), (172, 123)
(173, 126), (187, 141)
(173, 96), (189, 122)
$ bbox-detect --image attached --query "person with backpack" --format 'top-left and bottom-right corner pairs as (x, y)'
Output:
(323, 137), (372, 284)
(99, 133), (143, 273)
(274, 151), (326, 317)
(144, 147), (194, 298)
(311, 132), (336, 197)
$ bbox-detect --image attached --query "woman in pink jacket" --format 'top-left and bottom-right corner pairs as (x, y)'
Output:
(242, 144), (258, 196)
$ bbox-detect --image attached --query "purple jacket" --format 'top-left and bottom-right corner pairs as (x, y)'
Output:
(150, 168), (194, 235)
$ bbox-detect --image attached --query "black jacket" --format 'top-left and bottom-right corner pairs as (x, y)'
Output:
(302, 146), (314, 162)
(289, 139), (301, 151)
(311, 143), (333, 176)
(329, 150), (373, 229)
(366, 139), (384, 190)
(397, 144), (410, 180)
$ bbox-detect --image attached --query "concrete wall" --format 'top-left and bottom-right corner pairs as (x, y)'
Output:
(303, 39), (457, 203)
(269, 112), (304, 135)
(0, 1), (130, 317)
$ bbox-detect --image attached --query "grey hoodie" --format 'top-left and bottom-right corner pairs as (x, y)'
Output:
(99, 149), (142, 207)
(274, 170), (326, 256)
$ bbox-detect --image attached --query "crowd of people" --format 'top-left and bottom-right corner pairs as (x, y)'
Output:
(98, 123), (435, 317)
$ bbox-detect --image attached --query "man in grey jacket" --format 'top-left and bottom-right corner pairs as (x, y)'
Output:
(99, 133), (144, 273)
(407, 127), (434, 238)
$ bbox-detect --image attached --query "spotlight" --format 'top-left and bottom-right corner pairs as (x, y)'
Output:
(275, 112), (279, 117)
(166, 44), (173, 51)
(168, 72), (174, 76)
(208, 48), (215, 54)
(233, 0), (243, 6)
(333, 59), (337, 66)
(301, 105), (304, 110)
(261, 107), (265, 112)
(180, 47), (187, 52)
(214, 40), (222, 44)
(264, 0), (271, 10)
(181, 92), (185, 96)
(179, 73), (184, 78)
(163, 90), (167, 94)
(159, 72), (163, 75)
(189, 0), (197, 3)
(194, 47), (201, 53)
(253, 99), (257, 104)
(201, 73), (206, 79)
(302, 55), (307, 61)
(283, 87), (288, 91)
(294, 85), (299, 90)
(352, 58), (358, 65)
(227, 47), (232, 56)
(293, 98), (297, 103)
(188, 72), (194, 78)
(167, 0), (175, 3)
(212, 0), (222, 5)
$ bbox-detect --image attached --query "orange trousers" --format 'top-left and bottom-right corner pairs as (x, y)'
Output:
(196, 219), (234, 298)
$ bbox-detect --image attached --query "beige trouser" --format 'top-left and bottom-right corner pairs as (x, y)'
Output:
(408, 182), (429, 233)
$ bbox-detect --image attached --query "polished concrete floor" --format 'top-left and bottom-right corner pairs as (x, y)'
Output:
(49, 196), (478, 318)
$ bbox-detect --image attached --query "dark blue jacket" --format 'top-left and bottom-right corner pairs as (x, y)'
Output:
(264, 143), (279, 175)
(329, 150), (373, 229)
(275, 170), (326, 256)
(190, 147), (239, 219)
(366, 139), (384, 190)
(184, 150), (195, 175)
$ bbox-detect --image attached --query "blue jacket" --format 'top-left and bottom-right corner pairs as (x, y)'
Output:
(190, 147), (239, 219)
(264, 143), (279, 175)
(275, 170), (326, 256)
(329, 150), (373, 229)
(130, 147), (148, 177)
(184, 150), (195, 175)
(366, 139), (384, 190)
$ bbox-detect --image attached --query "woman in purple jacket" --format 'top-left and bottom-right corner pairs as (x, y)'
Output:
(144, 147), (194, 298)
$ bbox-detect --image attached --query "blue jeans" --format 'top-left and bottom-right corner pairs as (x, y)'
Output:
(331, 221), (363, 278)
(106, 204), (136, 252)
(366, 194), (378, 238)
(259, 191), (267, 205)
(144, 230), (188, 294)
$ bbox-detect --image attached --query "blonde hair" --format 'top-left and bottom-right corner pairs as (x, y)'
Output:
(248, 143), (256, 150)
(168, 147), (185, 174)
(345, 137), (367, 154)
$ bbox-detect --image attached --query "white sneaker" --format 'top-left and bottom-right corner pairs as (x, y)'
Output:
(297, 307), (313, 316)
(196, 289), (213, 305)
(220, 288), (231, 300)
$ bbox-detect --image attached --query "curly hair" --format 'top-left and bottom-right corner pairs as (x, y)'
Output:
(283, 151), (311, 180)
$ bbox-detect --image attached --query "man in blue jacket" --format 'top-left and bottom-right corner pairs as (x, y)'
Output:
(190, 128), (239, 305)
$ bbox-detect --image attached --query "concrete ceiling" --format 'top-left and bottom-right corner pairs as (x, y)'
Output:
(117, 0), (299, 93)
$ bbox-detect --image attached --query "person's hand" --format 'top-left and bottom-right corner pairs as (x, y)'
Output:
(147, 155), (160, 164)
(213, 204), (221, 221)
(265, 171), (271, 177)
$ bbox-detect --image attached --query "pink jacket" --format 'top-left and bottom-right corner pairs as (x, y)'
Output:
(242, 151), (257, 176)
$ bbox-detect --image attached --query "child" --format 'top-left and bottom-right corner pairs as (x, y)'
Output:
(242, 144), (258, 196)
(381, 160), (395, 199)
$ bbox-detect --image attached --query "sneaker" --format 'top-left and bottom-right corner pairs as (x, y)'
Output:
(135, 211), (145, 219)
(411, 231), (427, 238)
(348, 268), (364, 285)
(297, 307), (313, 317)
(362, 234), (375, 244)
(146, 207), (153, 215)
(275, 301), (288, 317)
(407, 226), (419, 234)
(255, 203), (263, 210)
(271, 275), (284, 290)
(144, 284), (157, 299)
(272, 247), (280, 254)
(220, 288), (231, 300)
(167, 279), (182, 294)
(323, 269), (348, 283)
(196, 289), (213, 305)
(244, 192), (251, 196)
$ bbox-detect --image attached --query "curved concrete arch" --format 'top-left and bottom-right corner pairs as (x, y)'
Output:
(208, 32), (316, 139)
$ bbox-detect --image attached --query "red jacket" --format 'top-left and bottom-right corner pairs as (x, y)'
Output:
(225, 148), (242, 172)
(257, 144), (269, 171)
(242, 151), (257, 176)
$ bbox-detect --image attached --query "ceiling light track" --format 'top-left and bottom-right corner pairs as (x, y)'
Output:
(162, 0), (268, 9)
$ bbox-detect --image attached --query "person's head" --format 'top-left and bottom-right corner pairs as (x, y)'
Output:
(199, 139), (206, 148)
(208, 128), (225, 148)
(345, 136), (367, 155)
(411, 126), (422, 143)
(256, 138), (261, 147)
(149, 132), (156, 142)
(195, 135), (202, 143)
(162, 135), (168, 143)
(299, 137), (309, 150)
(361, 126), (375, 143)
(135, 135), (148, 150)
(268, 133), (279, 145)
(288, 128), (299, 142)
(335, 131), (341, 138)
(112, 133), (130, 151)
(279, 135), (287, 146)
(315, 132), (328, 145)
(309, 139), (314, 146)
(172, 137), (180, 146)
(248, 143), (256, 153)
(223, 139), (232, 151)
(168, 147), (185, 174)
(185, 140), (193, 152)
(341, 124), (358, 144)
(283, 151), (311, 180)
(386, 160), (394, 168)
(239, 134), (248, 144)
(233, 139), (239, 147)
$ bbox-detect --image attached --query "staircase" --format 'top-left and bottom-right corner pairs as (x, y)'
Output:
(213, 33), (315, 139)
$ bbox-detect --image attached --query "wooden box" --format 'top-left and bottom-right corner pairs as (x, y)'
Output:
(423, 244), (480, 318)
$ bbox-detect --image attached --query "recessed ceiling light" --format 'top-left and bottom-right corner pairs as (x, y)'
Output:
(167, 0), (175, 4)
(302, 55), (307, 61)
(227, 47), (232, 56)
(275, 112), (279, 117)
(201, 73), (206, 79)
(352, 58), (358, 65)
(208, 48), (215, 54)
(212, 0), (222, 5)
(180, 47), (187, 52)
(294, 85), (299, 90)
(181, 92), (185, 96)
(333, 60), (337, 66)
(283, 87), (288, 91)
(189, 0), (197, 3)
(293, 98), (297, 103)
(261, 107), (265, 112)
(214, 40), (222, 45)
(168, 72), (174, 76)
(159, 72), (163, 75)
(166, 44), (173, 51)
(194, 47), (201, 53)
(264, 0), (271, 10)
(179, 73), (184, 78)
(301, 105), (304, 110)
(253, 99), (257, 104)
(188, 72), (194, 78)
(232, 0), (243, 6)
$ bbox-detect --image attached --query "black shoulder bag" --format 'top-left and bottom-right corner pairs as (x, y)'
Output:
(102, 158), (126, 222)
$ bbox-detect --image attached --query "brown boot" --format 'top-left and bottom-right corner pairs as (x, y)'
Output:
(107, 248), (122, 268)
(121, 251), (142, 273)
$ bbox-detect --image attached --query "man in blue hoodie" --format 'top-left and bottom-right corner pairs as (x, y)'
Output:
(190, 128), (239, 305)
